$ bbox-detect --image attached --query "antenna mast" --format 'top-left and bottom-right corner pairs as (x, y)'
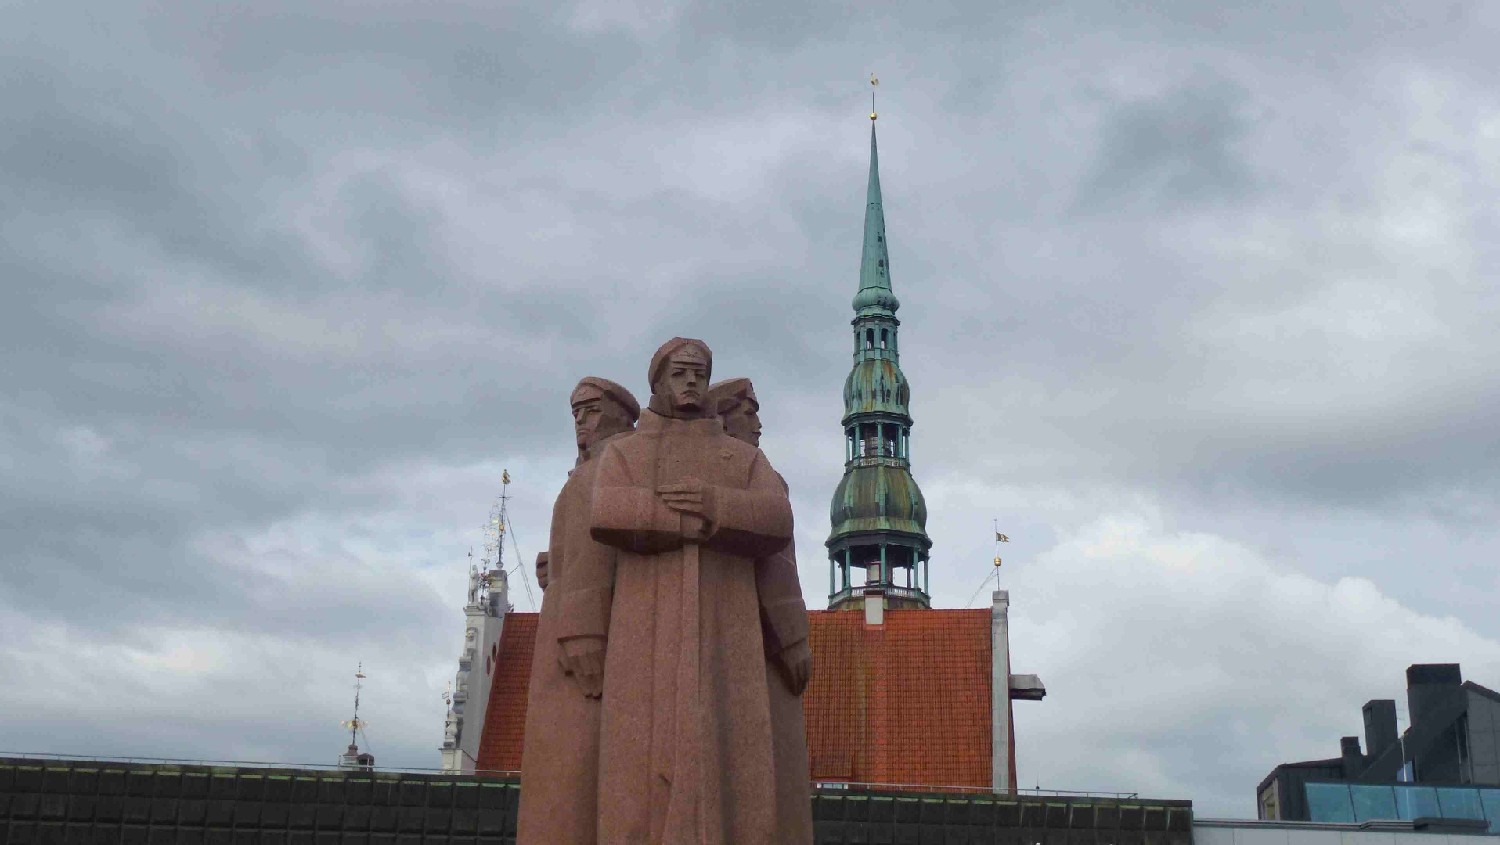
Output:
(337, 662), (376, 769)
(477, 469), (517, 607)
(342, 662), (367, 747)
(481, 473), (511, 569)
(965, 522), (1012, 607)
(496, 469), (511, 573)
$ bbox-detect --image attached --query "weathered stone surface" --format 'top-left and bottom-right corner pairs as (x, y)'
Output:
(587, 339), (795, 844)
(709, 376), (814, 845)
(516, 377), (639, 845)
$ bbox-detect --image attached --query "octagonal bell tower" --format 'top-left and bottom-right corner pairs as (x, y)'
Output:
(827, 116), (932, 612)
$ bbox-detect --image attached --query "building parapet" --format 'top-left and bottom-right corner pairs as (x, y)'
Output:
(1, 756), (1191, 844)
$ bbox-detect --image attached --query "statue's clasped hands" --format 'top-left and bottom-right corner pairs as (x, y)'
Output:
(658, 477), (716, 540)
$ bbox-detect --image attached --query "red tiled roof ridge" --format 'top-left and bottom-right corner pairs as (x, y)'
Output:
(474, 612), (539, 773)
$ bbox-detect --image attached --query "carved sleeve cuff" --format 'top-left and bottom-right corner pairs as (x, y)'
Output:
(556, 586), (613, 641)
(707, 485), (793, 559)
(590, 487), (684, 553)
(760, 597), (810, 655)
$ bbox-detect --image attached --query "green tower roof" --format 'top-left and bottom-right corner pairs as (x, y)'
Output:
(828, 110), (933, 612)
(828, 462), (929, 541)
(842, 358), (910, 424)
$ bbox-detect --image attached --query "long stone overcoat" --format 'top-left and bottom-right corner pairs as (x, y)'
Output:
(589, 410), (793, 845)
(756, 532), (814, 845)
(517, 431), (629, 845)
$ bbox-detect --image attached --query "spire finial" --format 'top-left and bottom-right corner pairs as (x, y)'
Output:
(869, 73), (879, 121)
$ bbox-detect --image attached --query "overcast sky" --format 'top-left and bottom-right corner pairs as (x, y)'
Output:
(4, 0), (1500, 819)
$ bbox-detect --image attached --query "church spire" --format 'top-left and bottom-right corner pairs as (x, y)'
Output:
(853, 124), (900, 317)
(828, 92), (931, 615)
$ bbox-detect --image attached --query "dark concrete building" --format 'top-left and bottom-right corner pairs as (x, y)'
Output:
(0, 757), (1193, 845)
(1258, 663), (1500, 825)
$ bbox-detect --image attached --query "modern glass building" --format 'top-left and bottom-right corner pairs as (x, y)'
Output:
(1303, 781), (1500, 832)
(1258, 663), (1500, 822)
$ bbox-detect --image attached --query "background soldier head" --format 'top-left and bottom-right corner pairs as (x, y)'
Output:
(709, 377), (761, 447)
(570, 376), (639, 458)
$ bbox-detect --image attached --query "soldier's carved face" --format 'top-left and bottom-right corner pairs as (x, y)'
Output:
(659, 351), (709, 413)
(720, 392), (762, 447)
(573, 385), (633, 451)
(571, 386), (609, 449)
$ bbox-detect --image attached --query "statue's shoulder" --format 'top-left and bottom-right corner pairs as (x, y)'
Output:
(565, 458), (600, 489)
(719, 434), (760, 458)
(594, 428), (645, 459)
(556, 467), (591, 506)
(709, 433), (769, 475)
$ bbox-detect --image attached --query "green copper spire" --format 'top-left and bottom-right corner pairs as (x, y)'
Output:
(853, 125), (900, 316)
(828, 112), (931, 612)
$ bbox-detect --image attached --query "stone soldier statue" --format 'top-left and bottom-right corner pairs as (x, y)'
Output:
(588, 338), (796, 844)
(707, 377), (814, 844)
(518, 377), (640, 845)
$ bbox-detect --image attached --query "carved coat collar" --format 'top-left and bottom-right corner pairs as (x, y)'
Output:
(637, 408), (723, 434)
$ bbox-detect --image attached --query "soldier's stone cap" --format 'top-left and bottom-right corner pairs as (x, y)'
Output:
(648, 337), (712, 388)
(708, 378), (757, 416)
(571, 377), (640, 422)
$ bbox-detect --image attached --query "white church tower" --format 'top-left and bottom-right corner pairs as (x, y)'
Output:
(440, 475), (515, 774)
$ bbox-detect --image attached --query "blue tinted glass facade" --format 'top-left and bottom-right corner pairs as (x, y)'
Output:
(1396, 786), (1440, 820)
(1308, 782), (1500, 829)
(1436, 787), (1485, 820)
(1479, 789), (1500, 834)
(1349, 785), (1396, 822)
(1306, 783), (1354, 823)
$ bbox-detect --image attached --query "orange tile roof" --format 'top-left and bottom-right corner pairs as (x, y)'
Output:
(477, 607), (1002, 790)
(475, 612), (537, 773)
(804, 609), (994, 789)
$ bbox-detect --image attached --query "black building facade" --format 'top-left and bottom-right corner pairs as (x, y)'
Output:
(1259, 663), (1500, 823)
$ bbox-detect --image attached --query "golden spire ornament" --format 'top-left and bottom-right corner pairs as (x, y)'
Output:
(869, 73), (879, 120)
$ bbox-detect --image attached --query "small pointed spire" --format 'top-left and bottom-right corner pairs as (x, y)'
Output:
(854, 93), (899, 316)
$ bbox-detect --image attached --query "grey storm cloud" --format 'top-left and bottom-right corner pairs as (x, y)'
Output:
(1073, 79), (1259, 214)
(3, 0), (1500, 818)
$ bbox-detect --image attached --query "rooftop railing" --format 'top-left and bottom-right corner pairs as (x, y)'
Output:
(827, 583), (929, 606)
(814, 780), (1142, 799)
(0, 751), (521, 779)
(3, 754), (1152, 801)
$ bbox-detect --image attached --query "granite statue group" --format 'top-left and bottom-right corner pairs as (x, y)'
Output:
(517, 337), (815, 845)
